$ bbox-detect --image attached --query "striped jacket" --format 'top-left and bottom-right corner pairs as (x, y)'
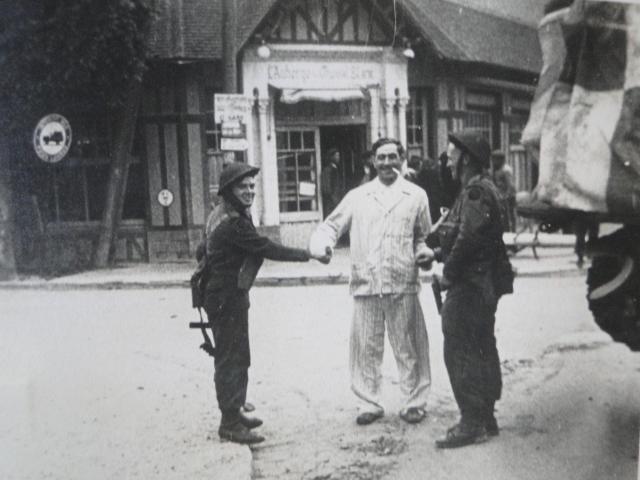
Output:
(312, 176), (432, 296)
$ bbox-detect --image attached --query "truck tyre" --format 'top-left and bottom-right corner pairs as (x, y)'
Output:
(587, 254), (640, 351)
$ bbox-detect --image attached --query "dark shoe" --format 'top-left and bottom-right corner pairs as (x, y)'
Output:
(239, 410), (263, 429)
(356, 411), (383, 426)
(218, 423), (265, 444)
(435, 422), (488, 449)
(486, 416), (499, 437)
(400, 407), (426, 424)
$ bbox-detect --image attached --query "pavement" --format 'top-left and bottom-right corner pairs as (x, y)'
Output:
(0, 234), (584, 480)
(0, 233), (581, 291)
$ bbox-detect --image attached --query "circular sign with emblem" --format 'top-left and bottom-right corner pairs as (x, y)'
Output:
(157, 189), (174, 207)
(33, 114), (72, 163)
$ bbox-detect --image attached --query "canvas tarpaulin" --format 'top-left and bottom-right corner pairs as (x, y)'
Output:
(522, 0), (640, 217)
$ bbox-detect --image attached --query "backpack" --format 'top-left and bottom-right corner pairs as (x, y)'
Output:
(190, 239), (208, 309)
(474, 176), (515, 297)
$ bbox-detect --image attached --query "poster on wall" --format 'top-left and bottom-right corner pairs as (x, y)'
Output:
(214, 94), (250, 151)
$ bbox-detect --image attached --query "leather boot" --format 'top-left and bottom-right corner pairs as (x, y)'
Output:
(239, 409), (263, 429)
(218, 422), (265, 444)
(435, 421), (487, 449)
(485, 403), (499, 436)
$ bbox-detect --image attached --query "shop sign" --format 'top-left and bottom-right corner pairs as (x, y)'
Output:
(221, 138), (249, 151)
(33, 114), (72, 163)
(215, 94), (250, 151)
(268, 63), (376, 88)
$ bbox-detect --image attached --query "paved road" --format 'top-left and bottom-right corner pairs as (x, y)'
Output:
(0, 275), (638, 479)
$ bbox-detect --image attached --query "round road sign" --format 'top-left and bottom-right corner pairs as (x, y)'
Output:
(33, 114), (72, 163)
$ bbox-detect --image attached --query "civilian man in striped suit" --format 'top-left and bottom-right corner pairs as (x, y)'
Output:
(310, 138), (435, 425)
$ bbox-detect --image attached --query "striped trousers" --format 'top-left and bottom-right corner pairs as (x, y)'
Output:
(350, 293), (431, 415)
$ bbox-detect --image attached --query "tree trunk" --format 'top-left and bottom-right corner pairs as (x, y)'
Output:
(92, 80), (142, 268)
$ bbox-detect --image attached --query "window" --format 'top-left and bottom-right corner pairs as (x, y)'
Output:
(463, 110), (493, 144)
(464, 90), (500, 149)
(276, 129), (320, 219)
(35, 114), (145, 223)
(509, 95), (532, 146)
(406, 88), (432, 160)
(406, 89), (425, 159)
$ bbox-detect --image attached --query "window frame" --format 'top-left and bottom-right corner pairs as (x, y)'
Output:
(39, 113), (145, 226)
(406, 88), (429, 160)
(276, 126), (323, 222)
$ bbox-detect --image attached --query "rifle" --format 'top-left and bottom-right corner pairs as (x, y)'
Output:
(189, 308), (216, 357)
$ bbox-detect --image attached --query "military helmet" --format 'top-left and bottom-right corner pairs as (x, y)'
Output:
(218, 162), (260, 195)
(448, 130), (491, 169)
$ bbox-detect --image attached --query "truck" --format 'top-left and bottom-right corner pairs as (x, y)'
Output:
(518, 0), (640, 350)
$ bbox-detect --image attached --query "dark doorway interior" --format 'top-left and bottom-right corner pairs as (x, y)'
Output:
(319, 125), (367, 214)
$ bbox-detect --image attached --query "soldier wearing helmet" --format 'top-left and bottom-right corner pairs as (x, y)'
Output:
(430, 131), (513, 448)
(199, 162), (329, 445)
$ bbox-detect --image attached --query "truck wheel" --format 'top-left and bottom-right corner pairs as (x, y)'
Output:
(587, 255), (640, 351)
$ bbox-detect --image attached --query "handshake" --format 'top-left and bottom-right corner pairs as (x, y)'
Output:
(415, 247), (436, 270)
(308, 236), (333, 264)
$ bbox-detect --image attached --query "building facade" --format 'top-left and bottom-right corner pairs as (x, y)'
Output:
(8, 0), (542, 273)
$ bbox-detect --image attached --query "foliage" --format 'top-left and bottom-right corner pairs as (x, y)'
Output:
(0, 0), (155, 139)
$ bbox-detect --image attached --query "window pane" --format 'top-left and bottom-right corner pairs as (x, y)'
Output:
(299, 200), (312, 211)
(415, 126), (423, 144)
(290, 131), (301, 149)
(276, 132), (288, 150)
(298, 151), (313, 168)
(56, 167), (86, 222)
(122, 162), (146, 219)
(86, 164), (109, 220)
(303, 131), (314, 149)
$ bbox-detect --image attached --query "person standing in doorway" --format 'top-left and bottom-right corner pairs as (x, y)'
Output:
(321, 148), (346, 217)
(310, 138), (434, 426)
(199, 163), (329, 445)
(431, 131), (513, 449)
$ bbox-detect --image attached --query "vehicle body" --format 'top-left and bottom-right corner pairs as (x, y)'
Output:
(519, 0), (640, 350)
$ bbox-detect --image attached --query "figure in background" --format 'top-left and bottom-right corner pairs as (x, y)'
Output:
(491, 150), (516, 232)
(404, 155), (422, 182)
(311, 138), (434, 426)
(357, 150), (376, 186)
(439, 150), (459, 210)
(321, 148), (346, 218)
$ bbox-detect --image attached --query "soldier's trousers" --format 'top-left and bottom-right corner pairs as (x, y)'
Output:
(441, 283), (502, 425)
(204, 289), (250, 425)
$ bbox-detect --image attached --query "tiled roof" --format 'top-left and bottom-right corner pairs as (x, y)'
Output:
(147, 0), (222, 59)
(146, 0), (542, 74)
(401, 0), (542, 73)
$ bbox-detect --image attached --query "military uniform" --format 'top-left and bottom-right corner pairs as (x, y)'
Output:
(435, 173), (507, 431)
(203, 200), (309, 428)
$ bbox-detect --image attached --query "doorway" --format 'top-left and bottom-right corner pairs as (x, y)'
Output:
(319, 125), (367, 215)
